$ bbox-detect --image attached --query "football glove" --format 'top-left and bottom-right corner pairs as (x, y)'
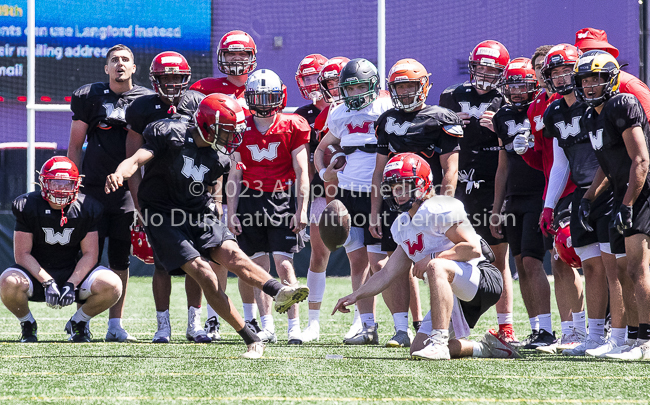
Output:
(578, 198), (593, 232)
(43, 281), (61, 309)
(614, 205), (633, 235)
(540, 207), (555, 237)
(58, 282), (75, 307)
(513, 133), (530, 155)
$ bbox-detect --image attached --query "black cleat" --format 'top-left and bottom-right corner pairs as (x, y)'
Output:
(68, 320), (91, 343)
(20, 321), (38, 343)
(525, 330), (556, 349)
(512, 330), (538, 348)
(246, 319), (262, 333)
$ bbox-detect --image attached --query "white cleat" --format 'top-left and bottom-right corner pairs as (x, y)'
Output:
(344, 315), (363, 340)
(204, 316), (221, 342)
(186, 307), (211, 343)
(411, 331), (450, 361)
(152, 311), (171, 343)
(241, 341), (265, 359)
(105, 327), (137, 343)
(606, 340), (650, 360)
(585, 338), (625, 358)
(288, 326), (303, 345)
(480, 329), (521, 358)
(562, 336), (605, 356)
(602, 339), (636, 356)
(301, 322), (320, 343)
(257, 329), (278, 344)
(555, 329), (586, 353)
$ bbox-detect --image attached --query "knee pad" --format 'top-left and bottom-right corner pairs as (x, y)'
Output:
(574, 243), (601, 262)
(366, 244), (386, 255)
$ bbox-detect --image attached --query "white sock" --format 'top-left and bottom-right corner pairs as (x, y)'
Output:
(157, 310), (169, 319)
(72, 308), (92, 323)
(108, 318), (122, 329)
(529, 316), (539, 332)
(573, 311), (586, 335)
(288, 317), (300, 332)
(360, 313), (375, 327)
(206, 304), (219, 321)
(243, 303), (257, 322)
(472, 341), (486, 357)
(611, 327), (627, 345)
(308, 309), (320, 324)
(561, 321), (573, 336)
(261, 315), (275, 333)
(18, 312), (35, 324)
(497, 313), (513, 325)
(538, 313), (553, 334)
(306, 270), (326, 303)
(392, 312), (408, 332)
(353, 306), (361, 324)
(588, 318), (605, 341)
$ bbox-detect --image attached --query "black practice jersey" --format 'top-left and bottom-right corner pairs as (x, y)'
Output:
(493, 105), (545, 196)
(125, 90), (205, 135)
(294, 103), (324, 192)
(585, 93), (650, 200)
(71, 82), (153, 187)
(12, 192), (103, 272)
(375, 105), (462, 186)
(439, 82), (505, 191)
(543, 98), (598, 187)
(140, 119), (225, 214)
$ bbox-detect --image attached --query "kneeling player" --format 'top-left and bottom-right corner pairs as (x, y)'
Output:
(333, 153), (520, 360)
(0, 157), (123, 342)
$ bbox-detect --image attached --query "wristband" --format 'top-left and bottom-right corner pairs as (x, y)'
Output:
(319, 168), (327, 181)
(42, 279), (55, 288)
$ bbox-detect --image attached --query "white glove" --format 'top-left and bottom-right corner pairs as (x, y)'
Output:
(513, 133), (530, 155)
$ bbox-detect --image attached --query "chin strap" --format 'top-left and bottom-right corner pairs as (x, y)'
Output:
(60, 207), (68, 227)
(167, 104), (177, 114)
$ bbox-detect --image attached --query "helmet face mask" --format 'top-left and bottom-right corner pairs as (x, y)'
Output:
(541, 44), (582, 95)
(245, 69), (285, 118)
(387, 58), (431, 112)
(501, 58), (540, 108)
(296, 54), (328, 102)
(195, 94), (247, 155)
(573, 50), (620, 107)
(318, 57), (349, 104)
(150, 52), (191, 107)
(338, 58), (380, 110)
(39, 157), (81, 207)
(217, 31), (257, 76)
(468, 40), (510, 91)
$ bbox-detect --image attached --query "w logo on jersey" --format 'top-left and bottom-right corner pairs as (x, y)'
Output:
(555, 116), (581, 139)
(42, 228), (74, 245)
(346, 121), (373, 134)
(404, 233), (425, 256)
(181, 156), (210, 182)
(505, 120), (531, 136)
(384, 117), (412, 136)
(458, 102), (491, 119)
(248, 142), (280, 162)
(589, 129), (604, 150)
(102, 103), (125, 121)
(533, 115), (545, 131)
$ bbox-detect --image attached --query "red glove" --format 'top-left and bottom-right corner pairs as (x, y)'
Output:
(539, 207), (555, 237)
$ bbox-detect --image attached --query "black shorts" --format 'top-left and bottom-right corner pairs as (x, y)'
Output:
(380, 208), (400, 252)
(2, 263), (96, 303)
(236, 188), (304, 256)
(338, 188), (381, 246)
(459, 261), (503, 329)
(458, 183), (506, 246)
(503, 195), (545, 261)
(609, 192), (650, 254)
(544, 194), (573, 251)
(143, 209), (236, 273)
(570, 187), (613, 248)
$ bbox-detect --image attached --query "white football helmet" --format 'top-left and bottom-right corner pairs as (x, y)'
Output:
(244, 69), (285, 118)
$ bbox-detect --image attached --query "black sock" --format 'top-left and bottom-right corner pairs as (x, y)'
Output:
(627, 326), (639, 341)
(262, 279), (283, 297)
(237, 325), (260, 345)
(413, 321), (422, 333)
(639, 323), (650, 340)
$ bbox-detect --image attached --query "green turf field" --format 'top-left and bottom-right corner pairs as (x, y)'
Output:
(0, 276), (649, 404)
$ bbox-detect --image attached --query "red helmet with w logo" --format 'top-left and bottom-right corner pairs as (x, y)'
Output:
(502, 57), (540, 108)
(318, 56), (349, 103)
(217, 30), (257, 76)
(150, 51), (191, 107)
(39, 156), (81, 207)
(296, 54), (328, 101)
(468, 40), (510, 91)
(381, 153), (433, 212)
(541, 44), (582, 95)
(194, 94), (247, 154)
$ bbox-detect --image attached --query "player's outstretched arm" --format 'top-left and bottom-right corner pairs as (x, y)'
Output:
(14, 231), (54, 284)
(105, 148), (153, 194)
(332, 246), (411, 315)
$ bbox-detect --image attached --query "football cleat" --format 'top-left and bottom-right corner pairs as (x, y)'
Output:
(301, 322), (320, 343)
(257, 329), (278, 344)
(186, 307), (211, 343)
(343, 323), (379, 345)
(344, 314), (363, 340)
(524, 330), (556, 349)
(497, 324), (519, 344)
(411, 331), (450, 360)
(480, 329), (522, 358)
(204, 316), (221, 341)
(105, 327), (137, 343)
(602, 339), (636, 356)
(585, 338), (627, 358)
(385, 329), (412, 348)
(152, 311), (171, 343)
(241, 341), (265, 359)
(512, 330), (538, 348)
(605, 340), (650, 360)
(274, 285), (309, 314)
(20, 321), (37, 343)
(562, 336), (605, 356)
(65, 319), (91, 338)
(556, 329), (586, 353)
(246, 319), (262, 334)
(288, 326), (303, 345)
(68, 320), (91, 343)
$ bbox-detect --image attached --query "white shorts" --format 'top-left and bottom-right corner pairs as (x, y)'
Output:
(7, 265), (112, 301)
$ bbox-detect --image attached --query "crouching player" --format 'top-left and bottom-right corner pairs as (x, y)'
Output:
(0, 157), (123, 342)
(333, 153), (520, 360)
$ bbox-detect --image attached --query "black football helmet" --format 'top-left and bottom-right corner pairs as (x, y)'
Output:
(338, 58), (380, 110)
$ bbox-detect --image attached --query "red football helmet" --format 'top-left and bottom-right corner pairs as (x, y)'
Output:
(387, 58), (431, 111)
(217, 30), (257, 76)
(194, 93), (247, 154)
(39, 156), (82, 207)
(381, 153), (433, 212)
(296, 54), (328, 101)
(554, 212), (582, 268)
(468, 40), (510, 91)
(502, 57), (540, 108)
(318, 56), (349, 103)
(150, 51), (191, 107)
(131, 218), (154, 265)
(541, 44), (582, 95)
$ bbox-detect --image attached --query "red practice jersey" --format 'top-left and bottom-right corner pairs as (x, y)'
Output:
(238, 113), (311, 192)
(190, 77), (249, 115)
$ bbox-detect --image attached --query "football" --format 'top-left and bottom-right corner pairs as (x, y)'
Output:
(318, 199), (351, 252)
(323, 144), (346, 170)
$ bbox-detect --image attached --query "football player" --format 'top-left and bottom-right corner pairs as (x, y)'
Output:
(439, 40), (516, 343)
(576, 51), (650, 360)
(67, 44), (153, 342)
(541, 45), (625, 357)
(190, 30), (258, 336)
(106, 94), (309, 358)
(520, 45), (585, 354)
(490, 58), (554, 349)
(228, 69), (310, 344)
(315, 58), (393, 344)
(0, 157), (122, 343)
(371, 58), (462, 347)
(124, 51), (212, 343)
(293, 53), (331, 342)
(333, 154), (520, 360)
